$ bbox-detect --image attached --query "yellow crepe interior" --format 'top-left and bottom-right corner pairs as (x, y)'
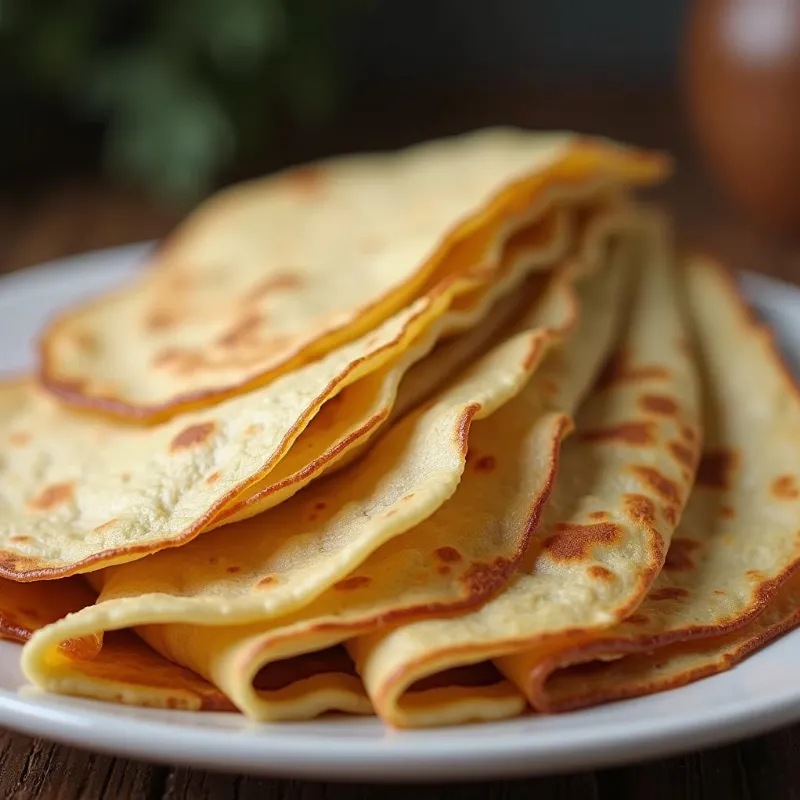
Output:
(502, 256), (800, 712)
(21, 234), (619, 716)
(39, 128), (668, 421)
(346, 252), (800, 728)
(113, 228), (632, 721)
(0, 195), (637, 581)
(348, 216), (702, 726)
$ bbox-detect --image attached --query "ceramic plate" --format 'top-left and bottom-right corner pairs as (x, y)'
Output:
(0, 246), (799, 782)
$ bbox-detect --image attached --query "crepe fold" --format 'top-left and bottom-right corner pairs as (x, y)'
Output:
(11, 128), (796, 729)
(346, 248), (800, 728)
(348, 216), (703, 726)
(39, 129), (667, 421)
(20, 209), (635, 719)
(504, 256), (800, 711)
(0, 202), (639, 581)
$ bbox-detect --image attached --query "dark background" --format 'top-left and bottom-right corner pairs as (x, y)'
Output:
(1, 0), (691, 200)
(345, 0), (685, 85)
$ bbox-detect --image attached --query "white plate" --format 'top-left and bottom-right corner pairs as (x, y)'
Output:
(0, 246), (799, 782)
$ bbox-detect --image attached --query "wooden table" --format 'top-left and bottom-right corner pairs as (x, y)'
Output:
(1, 85), (800, 798)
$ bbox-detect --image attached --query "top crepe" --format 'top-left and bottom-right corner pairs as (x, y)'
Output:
(38, 128), (668, 421)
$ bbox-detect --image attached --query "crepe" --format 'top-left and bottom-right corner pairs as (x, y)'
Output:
(0, 288), (463, 579)
(349, 217), (703, 727)
(502, 256), (800, 711)
(219, 204), (635, 525)
(39, 129), (668, 421)
(0, 197), (639, 580)
(22, 258), (592, 714)
(0, 577), (235, 712)
(131, 226), (632, 721)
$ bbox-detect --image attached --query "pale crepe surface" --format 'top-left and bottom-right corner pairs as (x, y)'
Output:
(22, 248), (598, 713)
(518, 256), (800, 711)
(11, 130), (799, 729)
(41, 129), (667, 420)
(0, 187), (636, 581)
(350, 217), (703, 727)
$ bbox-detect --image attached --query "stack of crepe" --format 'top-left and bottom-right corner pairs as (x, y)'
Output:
(0, 128), (798, 728)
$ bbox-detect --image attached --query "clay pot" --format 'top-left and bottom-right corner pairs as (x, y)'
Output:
(684, 0), (800, 234)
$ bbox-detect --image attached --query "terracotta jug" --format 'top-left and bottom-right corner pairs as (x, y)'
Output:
(684, 0), (800, 234)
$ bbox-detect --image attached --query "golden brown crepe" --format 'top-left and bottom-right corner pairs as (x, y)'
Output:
(349, 217), (703, 727)
(22, 260), (587, 717)
(39, 130), (668, 421)
(123, 233), (631, 722)
(502, 257), (800, 711)
(0, 203), (637, 580)
(9, 130), (800, 731)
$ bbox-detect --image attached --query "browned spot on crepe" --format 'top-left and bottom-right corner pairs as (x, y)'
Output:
(596, 350), (671, 390)
(435, 547), (463, 564)
(772, 475), (800, 500)
(461, 558), (512, 595)
(669, 440), (697, 470)
(170, 422), (216, 452)
(217, 312), (263, 349)
(623, 493), (657, 526)
(145, 308), (176, 331)
(543, 522), (623, 562)
(282, 166), (326, 197)
(582, 421), (657, 446)
(696, 449), (738, 490)
(29, 482), (74, 511)
(664, 538), (703, 572)
(630, 466), (682, 515)
(649, 586), (689, 601)
(334, 576), (372, 591)
(639, 394), (679, 415)
(473, 455), (497, 473)
(249, 273), (304, 301)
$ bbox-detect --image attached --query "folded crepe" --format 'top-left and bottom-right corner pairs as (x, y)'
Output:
(0, 578), (235, 712)
(22, 249), (595, 715)
(10, 129), (799, 730)
(0, 194), (640, 581)
(502, 256), (800, 711)
(349, 217), (703, 727)
(221, 203), (634, 525)
(38, 129), (668, 421)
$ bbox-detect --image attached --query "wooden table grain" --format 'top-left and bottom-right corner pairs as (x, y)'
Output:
(1, 86), (800, 799)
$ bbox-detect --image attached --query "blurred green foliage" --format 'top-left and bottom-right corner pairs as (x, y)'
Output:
(0, 0), (355, 202)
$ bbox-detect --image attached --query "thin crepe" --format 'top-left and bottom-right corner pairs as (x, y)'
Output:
(0, 204), (629, 579)
(505, 256), (800, 711)
(129, 228), (631, 722)
(22, 262), (584, 712)
(350, 218), (702, 727)
(39, 129), (668, 420)
(0, 577), (236, 712)
(220, 203), (635, 525)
